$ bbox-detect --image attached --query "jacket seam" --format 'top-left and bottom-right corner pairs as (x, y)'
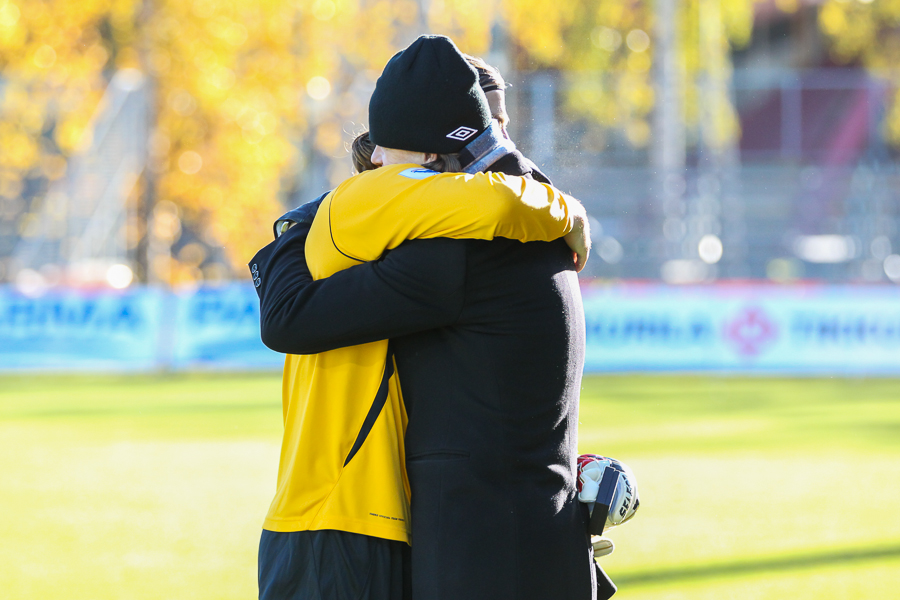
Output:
(262, 515), (410, 539)
(328, 196), (366, 264)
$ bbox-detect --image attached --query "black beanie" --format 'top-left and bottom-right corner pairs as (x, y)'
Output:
(369, 35), (492, 154)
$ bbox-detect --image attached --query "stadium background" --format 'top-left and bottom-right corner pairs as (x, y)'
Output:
(1, 1), (899, 598)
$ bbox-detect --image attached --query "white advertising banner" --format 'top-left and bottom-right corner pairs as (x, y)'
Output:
(3, 283), (900, 374)
(581, 282), (900, 374)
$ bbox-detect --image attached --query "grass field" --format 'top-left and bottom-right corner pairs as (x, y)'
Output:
(2, 373), (899, 599)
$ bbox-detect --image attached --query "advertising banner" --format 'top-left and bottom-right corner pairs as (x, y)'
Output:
(581, 282), (900, 374)
(3, 283), (900, 374)
(0, 286), (164, 371)
(169, 283), (282, 369)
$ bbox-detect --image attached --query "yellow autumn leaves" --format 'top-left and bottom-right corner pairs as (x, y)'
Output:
(0, 0), (896, 284)
(818, 0), (900, 144)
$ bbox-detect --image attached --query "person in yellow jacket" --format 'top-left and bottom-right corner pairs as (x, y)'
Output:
(251, 36), (590, 600)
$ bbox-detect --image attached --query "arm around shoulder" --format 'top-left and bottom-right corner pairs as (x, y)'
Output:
(251, 230), (468, 355)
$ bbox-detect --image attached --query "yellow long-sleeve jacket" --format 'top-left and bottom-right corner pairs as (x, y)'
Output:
(263, 164), (577, 542)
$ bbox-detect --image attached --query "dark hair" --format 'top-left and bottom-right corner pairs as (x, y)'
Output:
(351, 131), (376, 174)
(351, 130), (462, 174)
(422, 153), (462, 173)
(463, 54), (506, 93)
(464, 54), (509, 130)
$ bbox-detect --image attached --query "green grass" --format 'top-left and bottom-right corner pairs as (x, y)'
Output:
(2, 373), (899, 599)
(580, 376), (900, 599)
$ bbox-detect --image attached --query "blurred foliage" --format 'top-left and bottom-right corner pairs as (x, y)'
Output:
(496, 0), (754, 151)
(818, 0), (900, 145)
(0, 0), (758, 283)
(0, 0), (418, 283)
(428, 0), (753, 150)
(1, 0), (894, 283)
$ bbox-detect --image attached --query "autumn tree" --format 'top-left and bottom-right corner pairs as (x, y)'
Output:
(0, 0), (424, 284)
(819, 0), (900, 144)
(8, 0), (875, 286)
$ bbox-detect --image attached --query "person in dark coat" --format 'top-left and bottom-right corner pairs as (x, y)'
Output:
(255, 215), (614, 600)
(254, 35), (615, 600)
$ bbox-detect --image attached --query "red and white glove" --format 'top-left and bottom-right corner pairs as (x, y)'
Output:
(577, 454), (640, 529)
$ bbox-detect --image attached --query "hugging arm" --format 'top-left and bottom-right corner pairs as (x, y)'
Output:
(325, 167), (590, 270)
(252, 223), (466, 355)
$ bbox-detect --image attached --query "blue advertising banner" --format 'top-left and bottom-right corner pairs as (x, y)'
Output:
(0, 286), (164, 371)
(3, 282), (900, 374)
(169, 283), (282, 369)
(581, 282), (900, 374)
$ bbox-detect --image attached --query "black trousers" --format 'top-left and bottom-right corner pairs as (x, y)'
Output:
(259, 529), (409, 600)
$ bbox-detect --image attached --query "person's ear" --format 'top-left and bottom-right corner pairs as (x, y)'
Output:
(371, 146), (384, 166)
(424, 153), (438, 163)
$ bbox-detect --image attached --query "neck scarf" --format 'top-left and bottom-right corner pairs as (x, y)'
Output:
(459, 120), (517, 174)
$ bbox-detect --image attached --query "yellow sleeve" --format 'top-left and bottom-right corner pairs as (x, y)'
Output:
(328, 164), (576, 262)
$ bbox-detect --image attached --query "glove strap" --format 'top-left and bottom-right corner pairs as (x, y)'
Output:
(588, 466), (619, 536)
